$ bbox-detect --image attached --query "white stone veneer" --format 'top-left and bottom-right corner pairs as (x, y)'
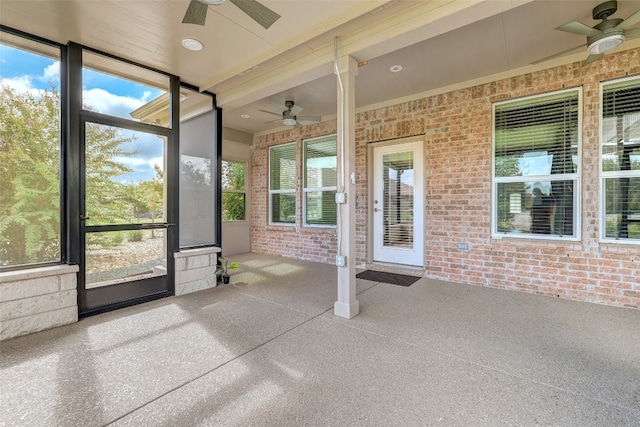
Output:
(0, 265), (79, 341)
(174, 247), (221, 295)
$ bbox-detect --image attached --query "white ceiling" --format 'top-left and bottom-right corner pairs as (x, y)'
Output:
(2, 0), (640, 135)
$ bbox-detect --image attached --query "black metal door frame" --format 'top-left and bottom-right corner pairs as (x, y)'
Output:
(67, 42), (180, 317)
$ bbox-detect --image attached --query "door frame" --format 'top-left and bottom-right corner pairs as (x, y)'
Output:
(368, 138), (424, 267)
(66, 43), (180, 317)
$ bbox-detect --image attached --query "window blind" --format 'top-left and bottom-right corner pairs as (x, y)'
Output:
(269, 143), (296, 224)
(304, 136), (337, 226)
(495, 95), (579, 177)
(601, 78), (640, 240)
(493, 90), (580, 238)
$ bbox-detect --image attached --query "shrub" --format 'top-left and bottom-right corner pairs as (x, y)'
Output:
(128, 230), (143, 242)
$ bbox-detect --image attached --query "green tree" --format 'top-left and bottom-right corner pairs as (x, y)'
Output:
(0, 82), (138, 266)
(84, 122), (134, 224)
(222, 160), (245, 221)
(0, 83), (61, 265)
(137, 164), (164, 237)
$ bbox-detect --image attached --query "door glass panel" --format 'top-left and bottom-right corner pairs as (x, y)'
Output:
(85, 229), (166, 288)
(383, 151), (414, 248)
(85, 122), (166, 226)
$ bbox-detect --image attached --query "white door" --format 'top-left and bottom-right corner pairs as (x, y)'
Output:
(372, 141), (423, 266)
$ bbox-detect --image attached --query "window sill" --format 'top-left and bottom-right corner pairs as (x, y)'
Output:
(492, 233), (580, 242)
(0, 264), (79, 284)
(599, 238), (640, 246)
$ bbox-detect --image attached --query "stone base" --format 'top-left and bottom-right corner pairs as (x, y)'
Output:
(0, 265), (79, 341)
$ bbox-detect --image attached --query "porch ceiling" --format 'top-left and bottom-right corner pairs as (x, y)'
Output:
(2, 1), (640, 135)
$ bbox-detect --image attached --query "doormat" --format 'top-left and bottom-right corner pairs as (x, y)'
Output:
(356, 270), (421, 287)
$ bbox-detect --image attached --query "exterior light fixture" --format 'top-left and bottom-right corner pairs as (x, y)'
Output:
(182, 38), (203, 51)
(588, 33), (625, 55)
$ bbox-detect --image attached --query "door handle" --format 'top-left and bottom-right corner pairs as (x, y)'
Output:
(374, 207), (380, 212)
(80, 215), (90, 221)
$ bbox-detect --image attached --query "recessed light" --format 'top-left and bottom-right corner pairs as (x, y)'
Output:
(182, 38), (203, 51)
(389, 65), (403, 73)
(241, 114), (250, 119)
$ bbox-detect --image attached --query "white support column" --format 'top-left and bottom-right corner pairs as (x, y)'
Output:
(334, 55), (359, 319)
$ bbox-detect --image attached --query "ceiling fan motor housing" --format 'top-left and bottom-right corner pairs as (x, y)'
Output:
(592, 1), (618, 20)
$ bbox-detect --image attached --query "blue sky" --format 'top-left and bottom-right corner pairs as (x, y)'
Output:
(0, 43), (164, 183)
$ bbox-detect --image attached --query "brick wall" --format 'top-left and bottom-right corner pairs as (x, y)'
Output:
(252, 48), (640, 309)
(252, 122), (339, 264)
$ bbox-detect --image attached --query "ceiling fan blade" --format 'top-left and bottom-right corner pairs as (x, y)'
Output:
(624, 27), (640, 40)
(293, 121), (303, 129)
(296, 115), (321, 122)
(616, 9), (640, 30)
(583, 53), (604, 66)
(556, 21), (601, 37)
(259, 109), (282, 117)
(229, 0), (281, 30)
(182, 0), (208, 25)
(531, 44), (586, 65)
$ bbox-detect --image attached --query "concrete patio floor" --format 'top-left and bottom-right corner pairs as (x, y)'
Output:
(1, 253), (639, 426)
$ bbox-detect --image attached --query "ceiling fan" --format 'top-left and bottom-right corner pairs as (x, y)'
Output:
(261, 101), (322, 128)
(182, 0), (281, 30)
(533, 1), (640, 66)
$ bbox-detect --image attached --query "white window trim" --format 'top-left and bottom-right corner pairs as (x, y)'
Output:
(303, 135), (337, 228)
(491, 87), (582, 241)
(268, 142), (297, 226)
(599, 75), (640, 245)
(221, 159), (247, 223)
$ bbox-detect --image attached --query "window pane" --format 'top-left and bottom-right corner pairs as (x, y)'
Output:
(0, 34), (61, 267)
(383, 151), (414, 247)
(305, 137), (337, 188)
(602, 83), (640, 172)
(604, 177), (640, 240)
(82, 51), (170, 126)
(495, 94), (579, 177)
(305, 191), (336, 225)
(271, 193), (296, 224)
(222, 160), (245, 191)
(270, 144), (296, 190)
(179, 106), (216, 248)
(496, 180), (574, 236)
(222, 193), (245, 221)
(85, 123), (165, 226)
(85, 229), (166, 287)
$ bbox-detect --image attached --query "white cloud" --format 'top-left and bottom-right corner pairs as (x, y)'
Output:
(1, 61), (61, 95)
(83, 87), (147, 118)
(113, 156), (149, 167)
(42, 62), (60, 82)
(1, 75), (34, 94)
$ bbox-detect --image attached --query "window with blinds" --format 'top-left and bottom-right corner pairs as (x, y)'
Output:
(269, 143), (297, 224)
(601, 77), (640, 242)
(493, 89), (580, 238)
(304, 135), (337, 226)
(382, 151), (414, 247)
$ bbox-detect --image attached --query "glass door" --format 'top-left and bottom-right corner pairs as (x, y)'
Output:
(372, 141), (424, 266)
(80, 121), (171, 314)
(73, 47), (176, 316)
